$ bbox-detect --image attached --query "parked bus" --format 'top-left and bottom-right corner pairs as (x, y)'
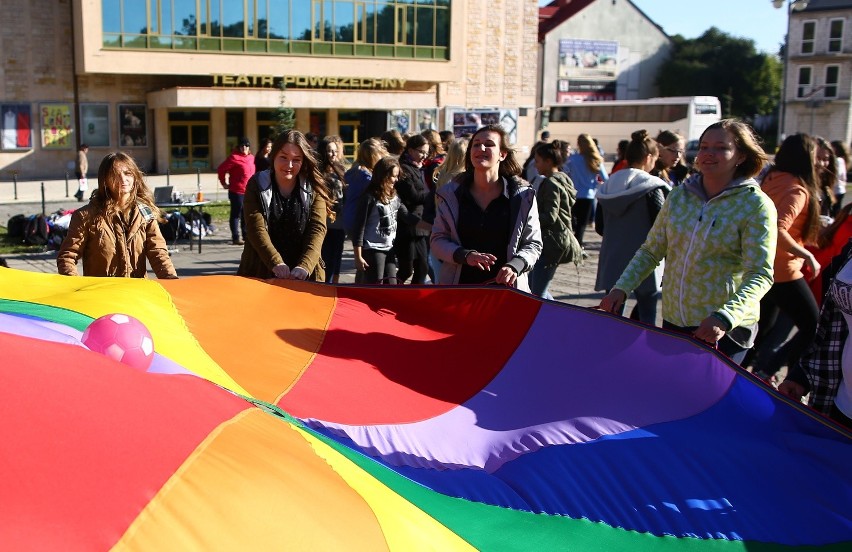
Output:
(545, 96), (722, 158)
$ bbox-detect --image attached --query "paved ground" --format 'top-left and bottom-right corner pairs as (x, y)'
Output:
(0, 173), (630, 313)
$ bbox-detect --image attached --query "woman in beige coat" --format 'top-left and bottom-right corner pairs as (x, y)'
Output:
(57, 152), (177, 279)
(237, 130), (331, 281)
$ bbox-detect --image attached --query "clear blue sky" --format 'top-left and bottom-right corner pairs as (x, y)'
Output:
(540, 0), (789, 55)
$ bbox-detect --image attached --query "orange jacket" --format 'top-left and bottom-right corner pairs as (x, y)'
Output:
(761, 170), (810, 282)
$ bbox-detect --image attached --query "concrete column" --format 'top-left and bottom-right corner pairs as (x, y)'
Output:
(245, 109), (258, 148)
(210, 108), (226, 167)
(154, 108), (169, 174)
(295, 109), (310, 133)
(327, 109), (339, 136)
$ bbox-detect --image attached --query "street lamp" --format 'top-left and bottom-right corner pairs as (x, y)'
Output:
(774, 0), (810, 144)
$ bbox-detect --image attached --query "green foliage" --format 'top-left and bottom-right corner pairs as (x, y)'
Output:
(273, 80), (295, 139)
(657, 28), (782, 119)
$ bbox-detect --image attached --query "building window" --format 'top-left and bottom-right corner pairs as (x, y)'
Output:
(829, 18), (844, 53)
(797, 66), (812, 97)
(101, 0), (451, 59)
(801, 20), (816, 54)
(825, 65), (840, 98)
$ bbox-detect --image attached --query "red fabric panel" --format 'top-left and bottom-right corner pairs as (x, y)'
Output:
(280, 287), (541, 425)
(0, 333), (249, 551)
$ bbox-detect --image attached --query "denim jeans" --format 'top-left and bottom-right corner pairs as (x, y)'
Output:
(228, 191), (245, 241)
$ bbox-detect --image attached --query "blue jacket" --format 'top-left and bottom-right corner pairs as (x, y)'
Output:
(342, 165), (372, 238)
(564, 153), (608, 199)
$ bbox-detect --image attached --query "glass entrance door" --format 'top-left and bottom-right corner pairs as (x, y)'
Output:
(169, 122), (210, 171)
(338, 120), (360, 161)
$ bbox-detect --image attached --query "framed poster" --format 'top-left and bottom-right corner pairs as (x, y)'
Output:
(79, 103), (110, 147)
(118, 104), (147, 147)
(1, 103), (32, 150)
(415, 109), (437, 132)
(388, 110), (410, 135)
(40, 103), (74, 149)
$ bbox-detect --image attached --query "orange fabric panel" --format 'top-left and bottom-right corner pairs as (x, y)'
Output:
(161, 277), (336, 403)
(113, 410), (389, 551)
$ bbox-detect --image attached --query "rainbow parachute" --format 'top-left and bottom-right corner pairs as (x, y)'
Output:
(1, 269), (850, 550)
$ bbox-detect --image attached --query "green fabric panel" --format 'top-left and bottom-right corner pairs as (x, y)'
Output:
(244, 398), (839, 552)
(0, 299), (93, 331)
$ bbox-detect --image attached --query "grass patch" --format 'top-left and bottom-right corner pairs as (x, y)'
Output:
(0, 226), (46, 255)
(0, 202), (231, 256)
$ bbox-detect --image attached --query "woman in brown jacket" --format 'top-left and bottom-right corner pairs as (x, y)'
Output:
(57, 152), (177, 279)
(237, 130), (331, 281)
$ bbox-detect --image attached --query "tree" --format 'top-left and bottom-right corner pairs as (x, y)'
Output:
(273, 80), (295, 139)
(656, 28), (782, 121)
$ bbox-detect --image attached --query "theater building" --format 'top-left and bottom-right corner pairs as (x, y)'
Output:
(1, 0), (540, 178)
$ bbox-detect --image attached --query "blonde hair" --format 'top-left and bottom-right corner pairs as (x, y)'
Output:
(435, 137), (469, 189)
(577, 133), (603, 173)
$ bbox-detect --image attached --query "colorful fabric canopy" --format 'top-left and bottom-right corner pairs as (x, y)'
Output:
(1, 269), (849, 550)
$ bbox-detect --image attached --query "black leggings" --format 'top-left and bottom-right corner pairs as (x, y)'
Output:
(362, 248), (398, 285)
(395, 235), (429, 284)
(572, 198), (594, 247)
(752, 278), (819, 378)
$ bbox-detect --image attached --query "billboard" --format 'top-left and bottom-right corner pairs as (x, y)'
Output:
(557, 39), (618, 103)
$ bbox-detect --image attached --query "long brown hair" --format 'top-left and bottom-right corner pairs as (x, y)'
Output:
(93, 152), (158, 219)
(768, 133), (820, 244)
(460, 124), (521, 185)
(369, 157), (400, 204)
(271, 130), (334, 219)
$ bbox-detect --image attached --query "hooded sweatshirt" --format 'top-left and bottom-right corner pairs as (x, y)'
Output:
(595, 168), (670, 293)
(614, 173), (777, 331)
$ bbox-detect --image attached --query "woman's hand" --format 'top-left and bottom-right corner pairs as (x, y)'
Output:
(355, 255), (369, 272)
(495, 266), (518, 287)
(465, 251), (497, 271)
(693, 316), (726, 345)
(804, 253), (821, 282)
(290, 266), (309, 280)
(777, 380), (806, 401)
(598, 289), (627, 314)
(272, 263), (290, 279)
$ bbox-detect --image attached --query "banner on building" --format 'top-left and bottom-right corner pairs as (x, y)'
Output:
(557, 39), (618, 103)
(40, 103), (73, 149)
(1, 104), (32, 150)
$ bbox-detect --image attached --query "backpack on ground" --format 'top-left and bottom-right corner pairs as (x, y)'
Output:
(6, 214), (27, 238)
(23, 214), (49, 246)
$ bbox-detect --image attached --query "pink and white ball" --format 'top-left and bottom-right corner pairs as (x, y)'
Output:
(82, 314), (155, 372)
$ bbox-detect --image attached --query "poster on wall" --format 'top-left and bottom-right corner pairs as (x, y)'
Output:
(79, 104), (110, 147)
(118, 104), (147, 147)
(40, 103), (74, 149)
(415, 109), (437, 132)
(557, 39), (618, 103)
(446, 109), (518, 143)
(1, 104), (32, 150)
(388, 110), (410, 135)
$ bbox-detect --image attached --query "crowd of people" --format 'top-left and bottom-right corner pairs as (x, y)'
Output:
(25, 119), (851, 430)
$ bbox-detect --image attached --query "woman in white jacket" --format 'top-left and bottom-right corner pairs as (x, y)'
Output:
(431, 125), (542, 291)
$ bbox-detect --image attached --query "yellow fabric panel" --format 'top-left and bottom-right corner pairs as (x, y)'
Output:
(0, 269), (248, 395)
(297, 428), (477, 552)
(112, 409), (390, 551)
(160, 277), (337, 403)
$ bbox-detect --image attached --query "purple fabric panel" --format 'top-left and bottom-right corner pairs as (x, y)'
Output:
(0, 313), (193, 376)
(305, 304), (737, 472)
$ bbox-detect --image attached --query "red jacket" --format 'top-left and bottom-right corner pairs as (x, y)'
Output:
(217, 151), (256, 195)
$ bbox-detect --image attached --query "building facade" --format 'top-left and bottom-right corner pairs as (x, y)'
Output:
(1, 0), (540, 178)
(538, 0), (671, 108)
(783, 0), (852, 142)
